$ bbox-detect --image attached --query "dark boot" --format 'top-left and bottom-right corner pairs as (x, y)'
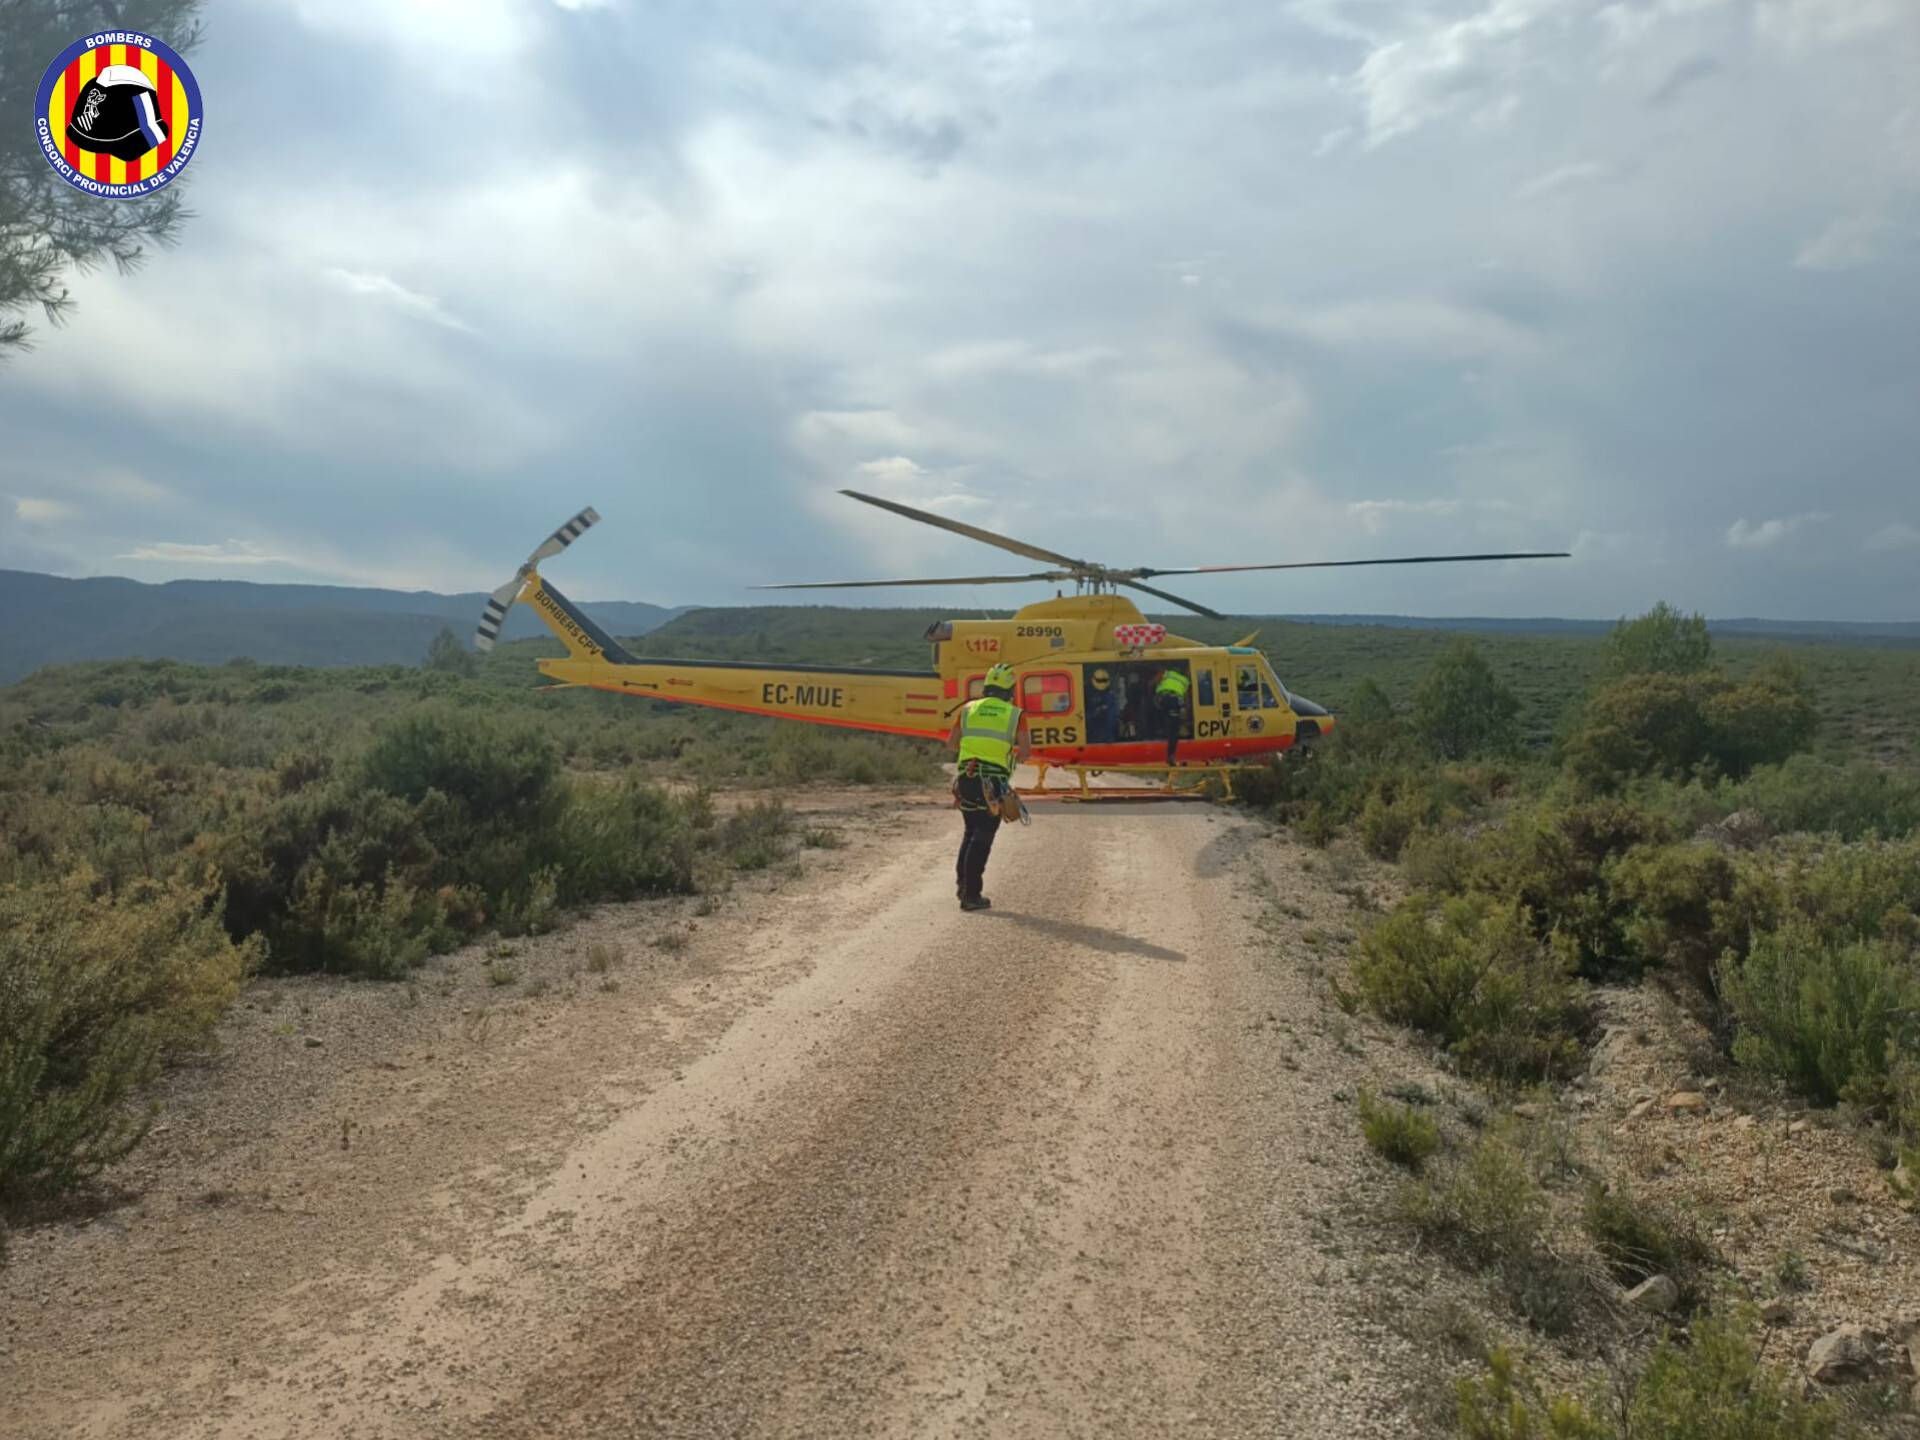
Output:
(960, 895), (992, 911)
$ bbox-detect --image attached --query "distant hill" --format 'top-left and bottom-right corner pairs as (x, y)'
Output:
(0, 571), (684, 685)
(1276, 614), (1920, 641)
(6, 569), (1916, 688)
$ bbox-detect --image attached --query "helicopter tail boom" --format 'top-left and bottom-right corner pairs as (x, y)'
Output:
(538, 651), (951, 741)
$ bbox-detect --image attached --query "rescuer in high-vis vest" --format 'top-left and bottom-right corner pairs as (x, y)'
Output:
(948, 662), (1030, 912)
(1154, 664), (1190, 766)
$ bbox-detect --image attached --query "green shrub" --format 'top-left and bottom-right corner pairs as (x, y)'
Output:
(1401, 1126), (1548, 1263)
(422, 627), (477, 677)
(1563, 674), (1712, 788)
(1477, 798), (1676, 980)
(0, 877), (260, 1203)
(1704, 666), (1818, 779)
(765, 724), (935, 785)
(1721, 922), (1917, 1113)
(1359, 789), (1422, 861)
(1625, 1307), (1849, 1439)
(1355, 895), (1586, 1082)
(1895, 1050), (1920, 1152)
(282, 865), (460, 978)
(718, 799), (793, 872)
(362, 704), (560, 819)
(1564, 670), (1816, 791)
(1457, 1309), (1852, 1440)
(1605, 602), (1714, 679)
(1581, 1179), (1717, 1306)
(540, 780), (699, 902)
(1401, 825), (1482, 894)
(1359, 1089), (1442, 1169)
(1608, 842), (1740, 1002)
(1763, 836), (1920, 946)
(207, 780), (446, 975)
(1411, 640), (1522, 761)
(1457, 1348), (1609, 1440)
(1401, 1123), (1588, 1332)
(1238, 715), (1510, 852)
(1346, 677), (1396, 727)
(495, 866), (561, 938)
(767, 725), (835, 783)
(1735, 755), (1920, 841)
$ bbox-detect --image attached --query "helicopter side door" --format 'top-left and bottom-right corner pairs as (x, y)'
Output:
(1191, 658), (1234, 746)
(1230, 659), (1285, 740)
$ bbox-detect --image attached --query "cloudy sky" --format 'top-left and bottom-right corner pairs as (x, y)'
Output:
(3, 0), (1917, 619)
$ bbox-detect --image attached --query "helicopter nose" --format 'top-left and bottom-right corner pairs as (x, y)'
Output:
(1289, 694), (1332, 739)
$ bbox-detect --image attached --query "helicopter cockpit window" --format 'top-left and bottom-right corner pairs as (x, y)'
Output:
(1236, 665), (1261, 709)
(1259, 659), (1288, 708)
(1021, 672), (1073, 714)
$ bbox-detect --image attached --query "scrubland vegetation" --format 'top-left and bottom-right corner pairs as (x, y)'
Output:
(0, 629), (935, 1224)
(1244, 603), (1919, 1435)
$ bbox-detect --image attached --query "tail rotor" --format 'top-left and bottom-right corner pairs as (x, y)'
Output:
(473, 506), (600, 653)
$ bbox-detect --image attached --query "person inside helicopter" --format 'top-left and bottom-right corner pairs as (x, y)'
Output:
(1083, 661), (1192, 748)
(1086, 665), (1120, 743)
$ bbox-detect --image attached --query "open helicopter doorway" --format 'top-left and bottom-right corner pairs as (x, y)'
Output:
(1081, 659), (1192, 747)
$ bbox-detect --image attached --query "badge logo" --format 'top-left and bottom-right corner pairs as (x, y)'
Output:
(34, 31), (202, 198)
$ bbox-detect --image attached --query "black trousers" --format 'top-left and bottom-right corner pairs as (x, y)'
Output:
(1156, 693), (1185, 763)
(954, 772), (1004, 899)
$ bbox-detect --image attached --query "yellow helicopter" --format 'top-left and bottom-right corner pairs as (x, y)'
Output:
(475, 492), (1568, 795)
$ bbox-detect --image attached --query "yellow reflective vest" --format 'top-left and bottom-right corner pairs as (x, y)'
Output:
(1155, 670), (1191, 701)
(957, 695), (1020, 771)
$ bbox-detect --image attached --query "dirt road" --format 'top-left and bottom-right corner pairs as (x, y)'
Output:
(2, 795), (1425, 1438)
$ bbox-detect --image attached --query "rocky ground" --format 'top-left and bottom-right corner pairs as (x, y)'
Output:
(3, 789), (1429, 1439)
(5, 786), (1915, 1438)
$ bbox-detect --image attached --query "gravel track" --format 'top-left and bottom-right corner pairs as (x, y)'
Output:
(2, 796), (1421, 1439)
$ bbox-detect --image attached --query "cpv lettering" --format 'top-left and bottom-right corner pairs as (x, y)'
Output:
(1196, 718), (1232, 739)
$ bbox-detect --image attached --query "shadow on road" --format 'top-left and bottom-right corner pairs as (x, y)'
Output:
(983, 910), (1186, 963)
(1191, 824), (1248, 879)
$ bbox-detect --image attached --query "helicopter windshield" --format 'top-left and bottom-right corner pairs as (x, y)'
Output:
(1259, 658), (1290, 705)
(1235, 660), (1284, 709)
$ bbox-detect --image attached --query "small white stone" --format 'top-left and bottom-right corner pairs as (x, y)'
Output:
(1624, 1275), (1680, 1312)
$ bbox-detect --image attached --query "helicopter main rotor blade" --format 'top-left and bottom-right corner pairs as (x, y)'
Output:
(755, 571), (1071, 591)
(839, 490), (1089, 571)
(1118, 579), (1227, 620)
(1130, 551), (1571, 578)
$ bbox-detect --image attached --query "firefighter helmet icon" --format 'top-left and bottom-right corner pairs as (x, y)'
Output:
(68, 65), (168, 163)
(34, 32), (202, 197)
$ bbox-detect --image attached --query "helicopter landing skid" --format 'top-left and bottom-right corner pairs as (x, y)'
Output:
(1021, 761), (1247, 802)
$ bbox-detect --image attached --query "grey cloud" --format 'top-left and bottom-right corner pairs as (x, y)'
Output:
(1, 0), (1917, 621)
(1647, 54), (1720, 105)
(814, 103), (973, 174)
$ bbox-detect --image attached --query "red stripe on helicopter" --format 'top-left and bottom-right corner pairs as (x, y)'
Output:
(1030, 737), (1295, 766)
